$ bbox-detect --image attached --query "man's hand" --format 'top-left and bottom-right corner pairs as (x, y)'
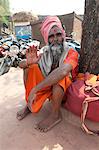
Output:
(27, 88), (37, 112)
(26, 45), (41, 65)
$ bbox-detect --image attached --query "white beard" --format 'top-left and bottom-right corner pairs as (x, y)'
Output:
(50, 44), (63, 68)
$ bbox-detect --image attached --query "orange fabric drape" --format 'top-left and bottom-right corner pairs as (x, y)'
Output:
(25, 49), (78, 113)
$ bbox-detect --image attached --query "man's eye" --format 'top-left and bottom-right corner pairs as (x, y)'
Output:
(49, 34), (54, 39)
(56, 33), (62, 37)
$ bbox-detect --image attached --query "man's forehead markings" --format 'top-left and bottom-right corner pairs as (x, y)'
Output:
(53, 29), (57, 32)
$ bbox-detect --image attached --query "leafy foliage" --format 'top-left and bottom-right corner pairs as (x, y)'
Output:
(0, 0), (10, 24)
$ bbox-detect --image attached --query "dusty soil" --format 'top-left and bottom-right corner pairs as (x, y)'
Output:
(0, 68), (99, 150)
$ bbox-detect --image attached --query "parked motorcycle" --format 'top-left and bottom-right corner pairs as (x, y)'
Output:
(0, 37), (40, 76)
(0, 49), (21, 76)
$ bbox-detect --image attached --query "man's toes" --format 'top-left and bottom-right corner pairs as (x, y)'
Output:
(17, 111), (20, 116)
(34, 124), (41, 131)
(34, 124), (39, 129)
(40, 126), (50, 132)
(16, 112), (21, 118)
(43, 128), (48, 132)
(16, 111), (26, 120)
(16, 114), (22, 120)
(34, 124), (45, 132)
(16, 113), (23, 120)
(35, 125), (48, 132)
(38, 127), (46, 132)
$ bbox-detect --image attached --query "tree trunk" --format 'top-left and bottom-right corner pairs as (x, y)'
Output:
(79, 0), (99, 74)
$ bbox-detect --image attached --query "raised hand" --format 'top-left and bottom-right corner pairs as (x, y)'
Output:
(26, 45), (41, 66)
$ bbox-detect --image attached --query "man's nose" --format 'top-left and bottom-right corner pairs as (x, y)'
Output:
(53, 35), (58, 41)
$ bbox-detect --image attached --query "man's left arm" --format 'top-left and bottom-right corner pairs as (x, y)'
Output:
(33, 63), (72, 93)
(28, 63), (72, 111)
(34, 48), (79, 93)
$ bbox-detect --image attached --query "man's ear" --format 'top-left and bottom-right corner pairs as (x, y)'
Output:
(62, 24), (66, 32)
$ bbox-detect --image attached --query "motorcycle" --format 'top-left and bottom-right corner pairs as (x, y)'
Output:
(0, 38), (40, 76)
(0, 49), (21, 76)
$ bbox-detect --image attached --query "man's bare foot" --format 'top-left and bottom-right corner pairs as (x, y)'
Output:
(35, 111), (62, 132)
(16, 105), (31, 120)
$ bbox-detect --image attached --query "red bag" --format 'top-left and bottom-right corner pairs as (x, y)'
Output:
(64, 73), (99, 135)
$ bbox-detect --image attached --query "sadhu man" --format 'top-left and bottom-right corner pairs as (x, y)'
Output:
(17, 16), (78, 132)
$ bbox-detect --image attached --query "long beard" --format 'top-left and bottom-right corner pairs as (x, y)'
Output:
(50, 43), (63, 69)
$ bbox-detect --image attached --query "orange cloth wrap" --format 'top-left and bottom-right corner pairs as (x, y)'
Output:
(25, 49), (78, 113)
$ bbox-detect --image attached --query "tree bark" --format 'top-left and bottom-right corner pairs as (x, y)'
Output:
(79, 0), (99, 74)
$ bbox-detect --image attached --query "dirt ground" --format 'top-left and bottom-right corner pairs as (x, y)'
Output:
(0, 67), (99, 150)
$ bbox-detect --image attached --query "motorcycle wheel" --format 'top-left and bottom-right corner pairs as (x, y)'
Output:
(0, 58), (10, 76)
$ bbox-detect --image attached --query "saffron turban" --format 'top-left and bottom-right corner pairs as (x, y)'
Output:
(40, 16), (65, 44)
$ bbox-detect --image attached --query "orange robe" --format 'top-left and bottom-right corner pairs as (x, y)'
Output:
(25, 48), (78, 113)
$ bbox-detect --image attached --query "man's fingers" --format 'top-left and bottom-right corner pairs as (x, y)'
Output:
(26, 49), (28, 53)
(27, 93), (36, 112)
(26, 45), (38, 56)
(31, 45), (36, 53)
(37, 54), (42, 61)
(31, 45), (37, 56)
(26, 46), (33, 54)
